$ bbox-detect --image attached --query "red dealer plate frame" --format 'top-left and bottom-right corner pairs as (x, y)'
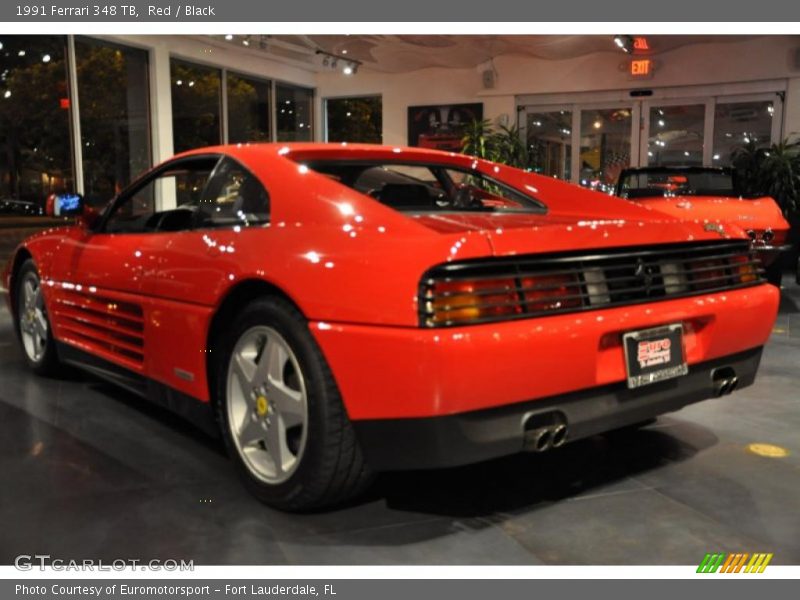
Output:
(622, 324), (688, 389)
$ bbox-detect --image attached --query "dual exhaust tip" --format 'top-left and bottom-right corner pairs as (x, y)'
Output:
(524, 423), (568, 453)
(713, 375), (738, 397)
(712, 367), (739, 398)
(524, 367), (739, 452)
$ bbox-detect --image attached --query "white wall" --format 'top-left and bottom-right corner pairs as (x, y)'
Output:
(316, 35), (800, 145)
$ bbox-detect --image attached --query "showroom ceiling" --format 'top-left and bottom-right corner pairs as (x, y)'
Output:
(208, 34), (756, 73)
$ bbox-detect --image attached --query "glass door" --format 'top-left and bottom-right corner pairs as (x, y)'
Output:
(519, 89), (783, 186)
(640, 100), (709, 167)
(577, 105), (639, 192)
(711, 97), (782, 166)
(525, 109), (573, 180)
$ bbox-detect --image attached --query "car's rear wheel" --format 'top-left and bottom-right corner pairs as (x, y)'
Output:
(16, 259), (61, 375)
(213, 296), (372, 511)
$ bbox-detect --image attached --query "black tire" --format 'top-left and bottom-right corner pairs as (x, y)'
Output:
(765, 262), (782, 288)
(212, 295), (373, 511)
(14, 259), (61, 376)
(796, 256), (800, 286)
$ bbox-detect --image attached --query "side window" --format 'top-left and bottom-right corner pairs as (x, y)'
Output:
(193, 157), (270, 228)
(104, 157), (217, 234)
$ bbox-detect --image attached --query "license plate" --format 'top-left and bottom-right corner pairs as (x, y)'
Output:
(622, 324), (688, 389)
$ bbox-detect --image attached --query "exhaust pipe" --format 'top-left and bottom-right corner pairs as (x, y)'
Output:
(524, 427), (553, 452)
(712, 368), (738, 397)
(551, 424), (569, 448)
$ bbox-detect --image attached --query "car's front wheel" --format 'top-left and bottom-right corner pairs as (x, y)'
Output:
(213, 296), (372, 511)
(15, 259), (61, 375)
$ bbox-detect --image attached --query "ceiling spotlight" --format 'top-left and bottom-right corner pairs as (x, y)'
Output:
(224, 34), (233, 41)
(0, 42), (3, 51)
(176, 79), (183, 86)
(613, 35), (634, 53)
(4, 90), (11, 99)
(42, 54), (51, 63)
(242, 37), (250, 47)
(18, 50), (26, 57)
(315, 49), (362, 75)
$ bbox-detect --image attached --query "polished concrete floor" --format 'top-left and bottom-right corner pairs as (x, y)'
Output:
(1, 281), (799, 565)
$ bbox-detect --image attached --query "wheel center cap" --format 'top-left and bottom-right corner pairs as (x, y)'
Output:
(256, 395), (269, 417)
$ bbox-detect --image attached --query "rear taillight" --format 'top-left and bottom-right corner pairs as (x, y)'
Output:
(519, 274), (582, 312)
(688, 259), (728, 290)
(420, 242), (763, 328)
(424, 273), (582, 327)
(427, 278), (519, 326)
(730, 254), (758, 283)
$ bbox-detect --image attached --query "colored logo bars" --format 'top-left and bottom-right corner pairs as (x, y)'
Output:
(697, 552), (773, 573)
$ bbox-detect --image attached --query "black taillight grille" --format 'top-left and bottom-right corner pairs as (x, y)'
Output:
(420, 241), (764, 327)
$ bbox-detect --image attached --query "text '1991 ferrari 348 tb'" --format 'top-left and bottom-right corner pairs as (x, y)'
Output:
(3, 144), (780, 510)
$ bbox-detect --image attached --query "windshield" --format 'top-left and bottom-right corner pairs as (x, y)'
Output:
(617, 170), (742, 199)
(303, 161), (546, 214)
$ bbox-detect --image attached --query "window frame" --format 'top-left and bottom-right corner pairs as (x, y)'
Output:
(96, 153), (271, 234)
(96, 154), (222, 234)
(303, 159), (548, 214)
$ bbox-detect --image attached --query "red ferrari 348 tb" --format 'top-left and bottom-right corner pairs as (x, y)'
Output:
(3, 144), (779, 510)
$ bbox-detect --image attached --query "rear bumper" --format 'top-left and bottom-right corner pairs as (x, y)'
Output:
(312, 284), (778, 420)
(354, 347), (762, 470)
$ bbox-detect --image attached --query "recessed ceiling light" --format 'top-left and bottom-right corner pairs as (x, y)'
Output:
(225, 34), (233, 41)
(42, 54), (51, 63)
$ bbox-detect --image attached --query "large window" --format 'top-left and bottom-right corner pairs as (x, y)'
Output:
(276, 84), (313, 142)
(227, 72), (271, 143)
(325, 96), (382, 143)
(713, 100), (775, 166)
(75, 37), (151, 207)
(0, 36), (74, 215)
(526, 110), (572, 180)
(171, 59), (222, 153)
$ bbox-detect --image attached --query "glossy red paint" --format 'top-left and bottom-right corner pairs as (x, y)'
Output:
(2, 143), (780, 419)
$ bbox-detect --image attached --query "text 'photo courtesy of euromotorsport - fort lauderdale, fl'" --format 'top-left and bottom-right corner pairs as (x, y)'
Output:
(15, 584), (327, 597)
(0, 0), (799, 598)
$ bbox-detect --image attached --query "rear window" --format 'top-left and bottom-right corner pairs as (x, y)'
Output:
(303, 161), (546, 214)
(618, 170), (744, 199)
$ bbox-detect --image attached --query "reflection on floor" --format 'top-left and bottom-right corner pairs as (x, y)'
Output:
(0, 281), (799, 565)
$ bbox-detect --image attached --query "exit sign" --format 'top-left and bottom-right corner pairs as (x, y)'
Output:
(629, 58), (654, 79)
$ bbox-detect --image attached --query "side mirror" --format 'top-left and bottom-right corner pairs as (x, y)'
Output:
(47, 193), (85, 217)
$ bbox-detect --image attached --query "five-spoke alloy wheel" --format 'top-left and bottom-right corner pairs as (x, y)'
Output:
(214, 296), (372, 511)
(15, 259), (60, 375)
(226, 326), (308, 484)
